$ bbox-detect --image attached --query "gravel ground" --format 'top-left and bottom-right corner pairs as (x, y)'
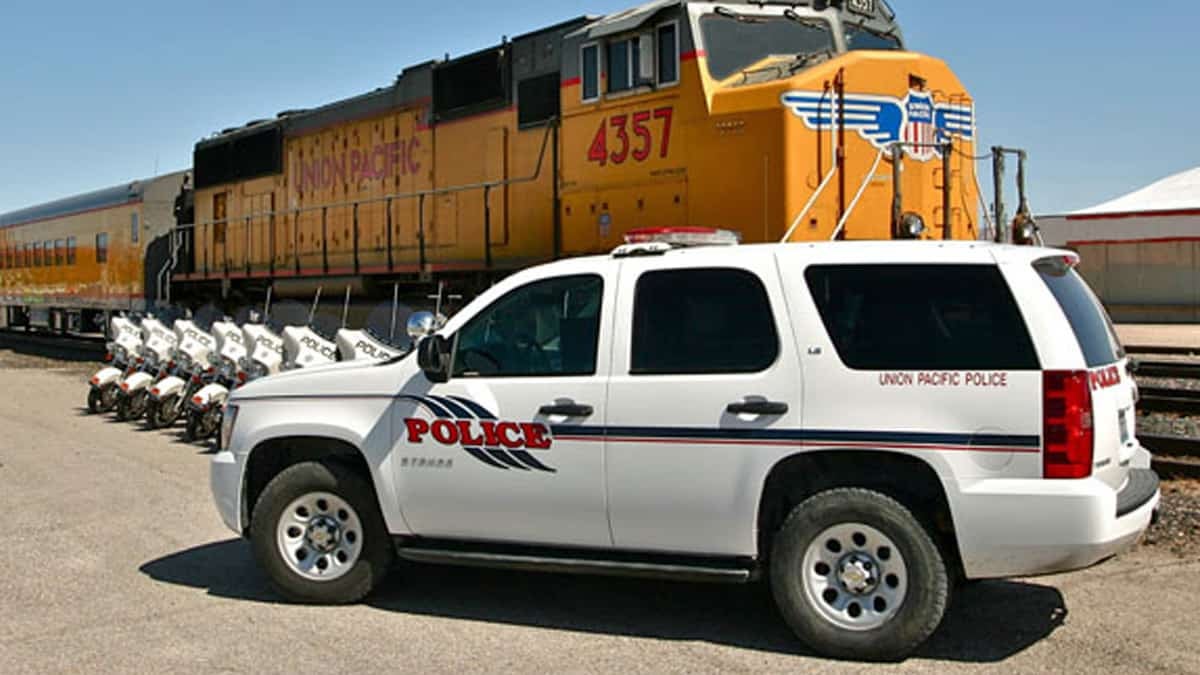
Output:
(1139, 479), (1200, 558)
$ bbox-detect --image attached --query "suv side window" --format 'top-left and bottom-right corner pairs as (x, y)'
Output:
(632, 268), (779, 375)
(452, 274), (603, 378)
(806, 264), (1040, 371)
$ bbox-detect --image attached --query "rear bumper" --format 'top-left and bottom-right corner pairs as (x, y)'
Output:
(953, 467), (1160, 580)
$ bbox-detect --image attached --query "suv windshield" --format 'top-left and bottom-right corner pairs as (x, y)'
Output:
(1035, 259), (1125, 367)
(700, 13), (835, 80)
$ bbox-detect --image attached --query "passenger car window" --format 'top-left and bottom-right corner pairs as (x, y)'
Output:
(452, 274), (603, 378)
(632, 268), (779, 375)
(806, 264), (1039, 371)
(1035, 259), (1124, 367)
(95, 233), (109, 264)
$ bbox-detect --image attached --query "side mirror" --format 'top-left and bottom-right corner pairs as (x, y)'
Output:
(407, 311), (438, 340)
(417, 335), (451, 383)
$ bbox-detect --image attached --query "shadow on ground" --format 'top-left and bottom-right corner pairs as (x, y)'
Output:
(141, 539), (1067, 663)
(0, 331), (104, 362)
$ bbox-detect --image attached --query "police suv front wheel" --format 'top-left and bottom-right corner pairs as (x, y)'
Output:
(769, 488), (949, 662)
(250, 460), (393, 604)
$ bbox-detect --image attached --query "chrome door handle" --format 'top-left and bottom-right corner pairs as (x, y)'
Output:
(726, 401), (789, 415)
(538, 403), (594, 417)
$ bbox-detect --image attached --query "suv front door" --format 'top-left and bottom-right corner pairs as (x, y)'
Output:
(390, 272), (614, 548)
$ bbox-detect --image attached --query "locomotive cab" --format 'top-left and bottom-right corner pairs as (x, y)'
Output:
(558, 0), (979, 253)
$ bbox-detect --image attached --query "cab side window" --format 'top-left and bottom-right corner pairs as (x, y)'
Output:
(452, 274), (603, 378)
(805, 264), (1040, 371)
(631, 268), (779, 375)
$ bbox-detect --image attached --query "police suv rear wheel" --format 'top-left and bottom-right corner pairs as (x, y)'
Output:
(769, 488), (948, 662)
(250, 460), (392, 604)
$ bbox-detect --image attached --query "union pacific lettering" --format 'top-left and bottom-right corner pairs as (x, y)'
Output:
(404, 418), (553, 450)
(296, 139), (422, 192)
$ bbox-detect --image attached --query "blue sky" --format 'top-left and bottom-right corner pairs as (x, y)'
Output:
(0, 1), (1195, 216)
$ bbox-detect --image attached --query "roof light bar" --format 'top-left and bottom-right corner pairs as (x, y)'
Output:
(622, 227), (741, 247)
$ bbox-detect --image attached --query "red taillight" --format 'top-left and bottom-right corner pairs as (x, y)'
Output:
(103, 352), (112, 362)
(150, 388), (160, 396)
(192, 396), (204, 405)
(120, 382), (129, 391)
(90, 376), (100, 385)
(237, 371), (247, 383)
(1043, 370), (1094, 479)
(191, 375), (201, 384)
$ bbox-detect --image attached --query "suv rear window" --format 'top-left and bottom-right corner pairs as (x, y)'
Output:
(1035, 259), (1124, 367)
(632, 268), (779, 375)
(806, 264), (1040, 371)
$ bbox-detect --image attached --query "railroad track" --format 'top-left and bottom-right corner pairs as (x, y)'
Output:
(1139, 434), (1200, 480)
(1138, 386), (1200, 415)
(1132, 360), (1200, 380)
(1126, 345), (1200, 357)
(0, 328), (105, 362)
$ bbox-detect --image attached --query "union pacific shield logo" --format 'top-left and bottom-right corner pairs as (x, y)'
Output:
(400, 395), (556, 473)
(781, 89), (975, 162)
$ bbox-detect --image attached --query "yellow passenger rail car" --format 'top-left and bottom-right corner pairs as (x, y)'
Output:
(0, 172), (189, 331)
(175, 0), (980, 300)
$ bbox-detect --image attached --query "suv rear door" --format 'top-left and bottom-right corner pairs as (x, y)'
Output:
(777, 248), (1046, 482)
(602, 250), (801, 556)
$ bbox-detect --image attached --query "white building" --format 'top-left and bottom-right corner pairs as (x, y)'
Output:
(1039, 167), (1200, 323)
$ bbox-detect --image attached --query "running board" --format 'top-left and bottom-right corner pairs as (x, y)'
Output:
(393, 540), (756, 583)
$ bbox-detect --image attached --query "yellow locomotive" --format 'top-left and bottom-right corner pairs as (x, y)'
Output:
(0, 0), (984, 323)
(176, 0), (979, 299)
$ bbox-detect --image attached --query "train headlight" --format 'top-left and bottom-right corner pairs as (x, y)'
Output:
(900, 212), (926, 239)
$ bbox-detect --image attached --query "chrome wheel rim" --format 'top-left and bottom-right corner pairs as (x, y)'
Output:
(801, 522), (907, 631)
(276, 492), (363, 582)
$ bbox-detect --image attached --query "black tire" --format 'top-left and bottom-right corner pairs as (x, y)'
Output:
(769, 488), (949, 662)
(184, 411), (203, 442)
(87, 387), (102, 414)
(115, 394), (131, 421)
(99, 384), (118, 413)
(158, 394), (182, 427)
(129, 391), (148, 420)
(250, 460), (393, 604)
(144, 398), (162, 429)
(145, 395), (179, 430)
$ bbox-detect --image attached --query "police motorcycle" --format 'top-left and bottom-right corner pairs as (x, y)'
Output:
(184, 319), (248, 442)
(333, 285), (409, 361)
(281, 287), (339, 369)
(144, 313), (218, 430)
(240, 287), (286, 379)
(86, 314), (144, 414)
(114, 314), (179, 422)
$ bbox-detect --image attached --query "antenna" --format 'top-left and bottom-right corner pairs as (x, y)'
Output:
(309, 286), (322, 325)
(341, 285), (352, 329)
(389, 283), (400, 342)
(263, 285), (273, 323)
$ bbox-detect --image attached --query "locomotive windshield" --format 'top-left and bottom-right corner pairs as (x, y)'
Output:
(844, 23), (902, 51)
(700, 12), (836, 80)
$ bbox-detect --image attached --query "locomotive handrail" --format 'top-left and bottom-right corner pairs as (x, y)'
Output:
(173, 119), (556, 231)
(171, 119), (558, 280)
(170, 119), (558, 280)
(830, 146), (888, 241)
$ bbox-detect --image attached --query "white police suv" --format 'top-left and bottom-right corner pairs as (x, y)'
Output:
(211, 230), (1159, 661)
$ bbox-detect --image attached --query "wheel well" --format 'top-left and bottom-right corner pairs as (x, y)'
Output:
(757, 451), (963, 579)
(241, 436), (375, 534)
